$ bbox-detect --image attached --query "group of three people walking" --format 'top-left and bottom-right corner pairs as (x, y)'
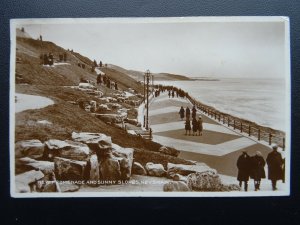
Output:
(179, 105), (203, 136)
(237, 144), (284, 191)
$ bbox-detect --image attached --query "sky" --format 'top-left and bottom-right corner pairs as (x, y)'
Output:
(19, 18), (287, 78)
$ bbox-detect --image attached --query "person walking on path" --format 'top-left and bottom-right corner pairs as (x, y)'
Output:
(168, 90), (171, 98)
(192, 117), (198, 136)
(179, 106), (185, 120)
(197, 116), (203, 136)
(192, 105), (197, 119)
(250, 151), (266, 191)
(172, 90), (175, 98)
(237, 151), (252, 191)
(185, 107), (191, 120)
(266, 144), (284, 191)
(185, 117), (191, 136)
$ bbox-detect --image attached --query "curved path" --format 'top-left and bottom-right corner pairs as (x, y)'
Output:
(148, 92), (287, 192)
(15, 93), (54, 113)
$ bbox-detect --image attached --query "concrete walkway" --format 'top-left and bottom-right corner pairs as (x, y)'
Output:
(148, 92), (287, 194)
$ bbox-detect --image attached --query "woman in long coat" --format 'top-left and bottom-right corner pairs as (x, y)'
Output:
(237, 151), (252, 191)
(192, 118), (198, 136)
(266, 144), (284, 190)
(185, 107), (191, 119)
(197, 116), (203, 136)
(251, 151), (266, 191)
(179, 106), (185, 120)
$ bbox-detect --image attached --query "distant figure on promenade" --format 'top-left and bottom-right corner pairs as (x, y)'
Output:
(176, 91), (179, 98)
(192, 105), (197, 119)
(103, 75), (107, 85)
(107, 78), (111, 88)
(172, 90), (175, 98)
(192, 117), (198, 136)
(197, 116), (203, 136)
(179, 106), (185, 120)
(185, 107), (191, 119)
(114, 81), (118, 90)
(237, 151), (251, 191)
(185, 118), (191, 136)
(250, 151), (266, 191)
(266, 144), (284, 191)
(168, 90), (171, 98)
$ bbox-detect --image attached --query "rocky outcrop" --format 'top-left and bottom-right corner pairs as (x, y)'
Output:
(167, 162), (214, 178)
(15, 170), (45, 193)
(186, 170), (222, 191)
(15, 140), (44, 159)
(54, 157), (87, 181)
(100, 156), (121, 181)
(158, 146), (180, 157)
(132, 162), (147, 175)
(44, 139), (90, 161)
(172, 174), (188, 183)
(95, 113), (124, 123)
(84, 154), (100, 186)
(17, 157), (54, 174)
(145, 162), (166, 177)
(163, 181), (190, 192)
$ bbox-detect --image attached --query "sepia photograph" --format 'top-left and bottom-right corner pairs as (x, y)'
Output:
(10, 17), (290, 197)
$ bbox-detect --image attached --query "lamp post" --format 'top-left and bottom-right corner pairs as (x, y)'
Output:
(145, 69), (151, 130)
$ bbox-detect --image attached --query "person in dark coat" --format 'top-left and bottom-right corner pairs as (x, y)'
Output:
(197, 116), (203, 136)
(192, 105), (197, 119)
(179, 106), (185, 120)
(168, 90), (171, 98)
(251, 151), (266, 191)
(266, 144), (284, 191)
(185, 107), (191, 120)
(237, 151), (252, 191)
(192, 118), (198, 136)
(185, 118), (191, 136)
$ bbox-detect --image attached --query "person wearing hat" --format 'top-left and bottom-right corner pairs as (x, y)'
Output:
(250, 151), (266, 191)
(266, 144), (284, 191)
(179, 106), (185, 120)
(197, 116), (203, 136)
(236, 151), (252, 191)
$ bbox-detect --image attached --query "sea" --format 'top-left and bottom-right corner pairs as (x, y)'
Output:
(156, 78), (287, 132)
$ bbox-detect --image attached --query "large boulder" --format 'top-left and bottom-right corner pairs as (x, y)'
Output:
(84, 154), (100, 186)
(71, 132), (112, 154)
(95, 113), (123, 123)
(15, 140), (44, 159)
(99, 157), (121, 182)
(172, 174), (188, 183)
(145, 162), (166, 177)
(163, 181), (190, 192)
(15, 170), (45, 193)
(54, 157), (87, 181)
(112, 143), (134, 180)
(186, 170), (222, 191)
(132, 162), (147, 175)
(58, 183), (80, 192)
(44, 139), (90, 161)
(158, 146), (180, 157)
(167, 162), (214, 178)
(17, 157), (54, 175)
(97, 104), (111, 112)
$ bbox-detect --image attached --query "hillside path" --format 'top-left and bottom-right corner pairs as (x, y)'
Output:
(15, 93), (54, 113)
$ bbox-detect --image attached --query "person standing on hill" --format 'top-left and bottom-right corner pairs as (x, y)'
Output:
(185, 107), (191, 120)
(192, 117), (198, 136)
(197, 116), (203, 136)
(192, 105), (197, 119)
(237, 151), (252, 191)
(179, 106), (185, 120)
(250, 151), (266, 191)
(266, 144), (284, 191)
(114, 81), (118, 90)
(185, 118), (191, 136)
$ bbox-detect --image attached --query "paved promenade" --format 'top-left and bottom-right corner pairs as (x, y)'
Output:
(148, 92), (286, 192)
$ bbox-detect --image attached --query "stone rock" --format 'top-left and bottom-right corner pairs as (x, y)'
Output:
(71, 132), (112, 153)
(98, 104), (110, 111)
(124, 118), (139, 126)
(15, 170), (44, 193)
(172, 174), (188, 183)
(44, 139), (90, 161)
(18, 157), (54, 174)
(84, 154), (100, 186)
(15, 140), (44, 159)
(58, 183), (80, 192)
(124, 99), (140, 106)
(132, 162), (147, 175)
(95, 113), (123, 123)
(54, 157), (87, 181)
(220, 184), (241, 192)
(186, 171), (222, 191)
(100, 157), (121, 181)
(107, 103), (122, 109)
(167, 162), (214, 178)
(145, 162), (166, 177)
(42, 181), (61, 192)
(158, 146), (180, 157)
(112, 143), (134, 180)
(163, 181), (190, 192)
